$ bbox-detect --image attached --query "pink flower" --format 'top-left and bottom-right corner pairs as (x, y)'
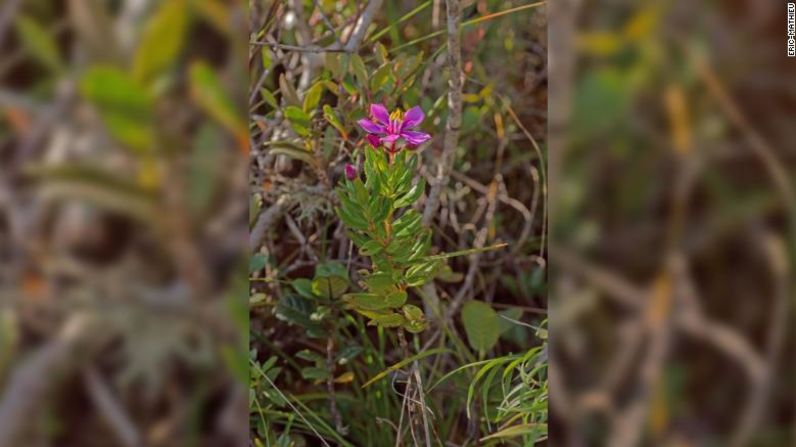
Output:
(344, 163), (357, 180)
(357, 104), (432, 153)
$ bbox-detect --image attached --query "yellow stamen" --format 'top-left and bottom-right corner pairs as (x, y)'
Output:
(389, 109), (403, 121)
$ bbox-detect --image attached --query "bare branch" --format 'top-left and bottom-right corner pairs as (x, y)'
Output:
(422, 0), (463, 226)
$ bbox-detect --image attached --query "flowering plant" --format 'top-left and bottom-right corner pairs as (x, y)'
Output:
(357, 103), (432, 153)
(334, 104), (436, 332)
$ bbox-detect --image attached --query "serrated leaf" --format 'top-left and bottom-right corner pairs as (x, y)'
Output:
(462, 301), (500, 354)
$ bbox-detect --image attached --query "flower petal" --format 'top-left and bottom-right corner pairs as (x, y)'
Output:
(401, 130), (431, 146)
(401, 106), (425, 129)
(366, 134), (381, 148)
(380, 134), (401, 144)
(370, 103), (390, 125)
(357, 118), (385, 134)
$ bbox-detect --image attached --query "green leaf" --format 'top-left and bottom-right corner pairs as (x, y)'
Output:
(370, 64), (393, 92)
(356, 309), (405, 328)
(359, 240), (383, 256)
(361, 348), (449, 388)
(300, 367), (330, 380)
(343, 290), (405, 311)
(311, 276), (348, 299)
(462, 301), (501, 354)
(133, 0), (189, 85)
(16, 15), (62, 72)
(393, 178), (425, 209)
(284, 106), (312, 136)
(278, 73), (301, 106)
(296, 349), (325, 363)
(249, 254), (267, 274)
(362, 272), (394, 293)
(189, 62), (247, 140)
(80, 66), (153, 152)
(315, 261), (348, 279)
(260, 88), (278, 109)
(323, 105), (348, 139)
(336, 346), (363, 365)
(275, 295), (324, 337)
(291, 278), (316, 299)
(350, 54), (368, 87)
(303, 82), (323, 113)
(188, 124), (222, 214)
(402, 304), (426, 333)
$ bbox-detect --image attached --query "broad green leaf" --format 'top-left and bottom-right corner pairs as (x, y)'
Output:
(16, 15), (62, 72)
(189, 62), (247, 141)
(291, 278), (316, 299)
(343, 290), (405, 311)
(133, 0), (189, 85)
(362, 272), (394, 293)
(402, 304), (426, 333)
(311, 276), (348, 299)
(356, 309), (405, 328)
(315, 261), (348, 279)
(284, 106), (311, 136)
(80, 66), (154, 152)
(462, 300), (501, 354)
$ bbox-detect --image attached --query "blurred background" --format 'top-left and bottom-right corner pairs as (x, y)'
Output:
(550, 0), (795, 445)
(0, 1), (248, 446)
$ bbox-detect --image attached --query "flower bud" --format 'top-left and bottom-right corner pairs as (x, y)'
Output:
(344, 163), (357, 180)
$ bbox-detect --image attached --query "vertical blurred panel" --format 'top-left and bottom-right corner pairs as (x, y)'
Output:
(550, 0), (795, 445)
(0, 0), (248, 446)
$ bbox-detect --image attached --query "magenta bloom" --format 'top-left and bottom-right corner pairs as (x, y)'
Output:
(344, 163), (357, 180)
(357, 104), (432, 153)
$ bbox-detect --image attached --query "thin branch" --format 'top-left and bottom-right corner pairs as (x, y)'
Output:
(422, 0), (463, 226)
(84, 368), (143, 447)
(343, 0), (384, 53)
